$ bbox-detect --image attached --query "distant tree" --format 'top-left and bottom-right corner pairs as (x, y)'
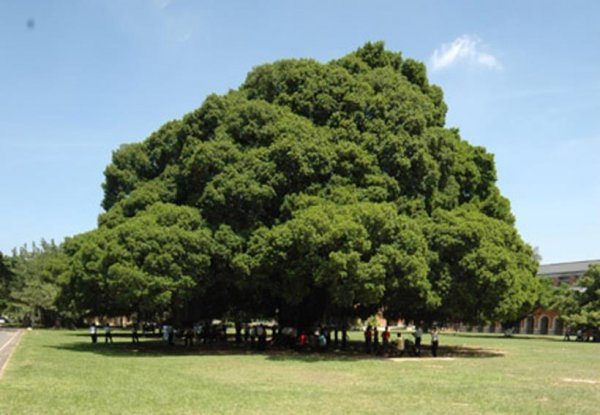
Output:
(546, 282), (580, 324)
(565, 265), (600, 327)
(6, 241), (67, 326)
(0, 252), (15, 311)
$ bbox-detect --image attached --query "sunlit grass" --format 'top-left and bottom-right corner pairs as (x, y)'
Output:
(0, 329), (598, 414)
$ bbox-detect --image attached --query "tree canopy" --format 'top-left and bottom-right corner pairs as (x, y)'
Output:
(0, 242), (67, 326)
(62, 42), (540, 327)
(572, 265), (600, 327)
(0, 252), (14, 311)
(545, 265), (600, 328)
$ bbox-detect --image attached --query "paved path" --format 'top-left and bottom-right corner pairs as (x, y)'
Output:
(0, 328), (24, 378)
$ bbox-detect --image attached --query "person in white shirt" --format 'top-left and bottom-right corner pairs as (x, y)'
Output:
(256, 324), (267, 351)
(89, 323), (97, 344)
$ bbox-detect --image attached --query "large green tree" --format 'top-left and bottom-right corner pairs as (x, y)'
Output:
(64, 42), (539, 326)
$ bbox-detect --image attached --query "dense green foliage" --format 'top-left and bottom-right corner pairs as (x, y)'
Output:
(573, 265), (600, 326)
(61, 204), (214, 320)
(58, 42), (539, 327)
(546, 265), (600, 327)
(0, 252), (14, 311)
(0, 242), (67, 325)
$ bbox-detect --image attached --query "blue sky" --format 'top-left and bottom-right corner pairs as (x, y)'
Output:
(1, 1), (599, 264)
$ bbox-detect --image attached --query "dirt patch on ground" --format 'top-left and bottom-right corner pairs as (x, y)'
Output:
(387, 345), (506, 360)
(562, 378), (600, 385)
(444, 345), (506, 358)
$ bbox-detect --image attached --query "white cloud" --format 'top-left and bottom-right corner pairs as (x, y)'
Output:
(430, 35), (501, 71)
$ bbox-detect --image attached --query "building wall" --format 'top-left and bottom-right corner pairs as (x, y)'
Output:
(519, 309), (561, 335)
(517, 269), (584, 335)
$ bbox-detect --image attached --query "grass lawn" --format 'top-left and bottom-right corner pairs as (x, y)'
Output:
(0, 329), (598, 414)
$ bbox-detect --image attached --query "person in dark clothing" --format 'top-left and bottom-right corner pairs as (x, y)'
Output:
(250, 325), (256, 349)
(272, 324), (278, 344)
(341, 322), (348, 350)
(131, 323), (140, 344)
(235, 321), (243, 344)
(184, 328), (194, 346)
(413, 324), (423, 357)
(104, 323), (113, 344)
(257, 324), (267, 351)
(244, 323), (250, 344)
(563, 326), (571, 341)
(168, 326), (174, 346)
(430, 326), (439, 357)
(365, 325), (373, 354)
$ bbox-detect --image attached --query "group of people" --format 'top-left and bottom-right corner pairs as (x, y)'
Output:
(88, 320), (442, 357)
(564, 326), (598, 342)
(364, 324), (440, 357)
(89, 322), (140, 344)
(244, 323), (269, 350)
(89, 323), (114, 344)
(294, 328), (331, 351)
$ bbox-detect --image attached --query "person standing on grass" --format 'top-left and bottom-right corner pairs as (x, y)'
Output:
(430, 326), (440, 357)
(104, 323), (113, 343)
(413, 324), (423, 356)
(394, 332), (405, 356)
(257, 323), (267, 351)
(235, 321), (243, 344)
(250, 324), (257, 349)
(131, 323), (140, 344)
(382, 326), (390, 352)
(168, 326), (174, 346)
(341, 322), (348, 350)
(364, 325), (373, 354)
(182, 327), (191, 346)
(298, 332), (307, 351)
(318, 331), (327, 351)
(90, 323), (97, 344)
(243, 323), (250, 344)
(161, 323), (169, 342)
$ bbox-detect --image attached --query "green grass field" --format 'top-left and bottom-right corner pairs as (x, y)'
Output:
(0, 329), (598, 414)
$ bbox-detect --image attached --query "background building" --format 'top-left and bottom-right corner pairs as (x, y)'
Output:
(517, 259), (600, 335)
